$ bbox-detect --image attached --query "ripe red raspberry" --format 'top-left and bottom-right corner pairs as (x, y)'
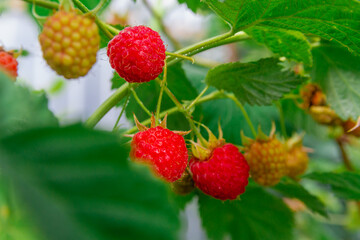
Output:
(190, 143), (250, 200)
(107, 25), (166, 83)
(0, 50), (18, 79)
(39, 11), (100, 79)
(130, 125), (188, 182)
(244, 138), (287, 186)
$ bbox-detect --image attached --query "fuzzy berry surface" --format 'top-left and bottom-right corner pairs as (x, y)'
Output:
(130, 126), (188, 182)
(245, 138), (287, 186)
(0, 51), (17, 78)
(107, 25), (166, 83)
(286, 147), (309, 178)
(39, 11), (99, 79)
(190, 144), (250, 200)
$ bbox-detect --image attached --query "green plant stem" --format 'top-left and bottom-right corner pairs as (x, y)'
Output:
(72, 0), (119, 38)
(186, 85), (209, 111)
(125, 90), (225, 134)
(131, 88), (152, 117)
(91, 0), (107, 14)
(156, 62), (167, 123)
(142, 0), (181, 50)
(23, 0), (119, 39)
(155, 78), (184, 111)
(227, 94), (257, 138)
(187, 117), (208, 146)
(276, 101), (288, 139)
(166, 52), (194, 63)
(85, 82), (131, 128)
(336, 138), (354, 171)
(167, 31), (250, 67)
(193, 56), (222, 68)
(23, 0), (59, 9)
(113, 93), (130, 131)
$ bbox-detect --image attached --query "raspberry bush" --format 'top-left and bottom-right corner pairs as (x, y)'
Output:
(1, 0), (360, 239)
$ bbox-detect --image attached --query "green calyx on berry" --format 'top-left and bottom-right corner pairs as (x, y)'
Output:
(132, 113), (191, 136)
(190, 123), (225, 161)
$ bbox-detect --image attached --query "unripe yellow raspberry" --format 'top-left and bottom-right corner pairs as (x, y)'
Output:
(286, 146), (309, 178)
(39, 11), (100, 79)
(244, 138), (287, 186)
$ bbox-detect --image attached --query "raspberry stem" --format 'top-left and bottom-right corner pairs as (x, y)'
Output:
(24, 0), (58, 9)
(167, 31), (250, 66)
(131, 88), (152, 117)
(276, 101), (288, 139)
(113, 93), (131, 131)
(23, 0), (119, 39)
(90, 0), (107, 15)
(155, 78), (184, 111)
(188, 118), (208, 146)
(156, 62), (168, 124)
(125, 90), (226, 134)
(85, 82), (131, 128)
(166, 52), (194, 64)
(72, 0), (119, 38)
(226, 94), (257, 138)
(186, 86), (209, 111)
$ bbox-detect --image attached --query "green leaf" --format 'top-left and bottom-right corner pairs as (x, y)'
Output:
(204, 0), (360, 55)
(0, 125), (180, 240)
(201, 98), (277, 144)
(0, 72), (58, 139)
(311, 43), (360, 120)
(246, 26), (312, 65)
(305, 172), (360, 200)
(198, 186), (294, 240)
(0, 176), (43, 240)
(205, 58), (307, 105)
(272, 178), (328, 217)
(183, 64), (279, 144)
(125, 63), (199, 131)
